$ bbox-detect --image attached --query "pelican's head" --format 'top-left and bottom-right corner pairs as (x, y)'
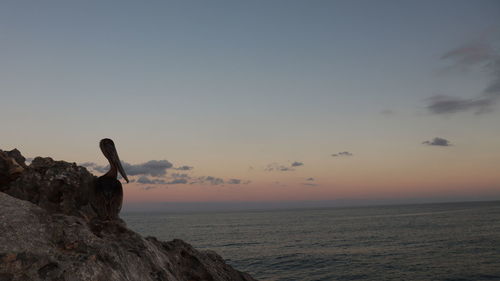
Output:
(99, 138), (129, 183)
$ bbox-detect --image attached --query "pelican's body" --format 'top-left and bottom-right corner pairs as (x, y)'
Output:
(91, 138), (128, 220)
(93, 175), (123, 220)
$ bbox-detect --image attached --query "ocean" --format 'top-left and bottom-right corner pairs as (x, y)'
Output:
(122, 201), (500, 281)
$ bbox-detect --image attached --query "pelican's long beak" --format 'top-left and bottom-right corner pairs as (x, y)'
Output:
(101, 139), (129, 183)
(114, 152), (129, 183)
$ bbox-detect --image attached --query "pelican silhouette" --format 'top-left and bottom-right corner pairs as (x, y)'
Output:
(91, 138), (129, 220)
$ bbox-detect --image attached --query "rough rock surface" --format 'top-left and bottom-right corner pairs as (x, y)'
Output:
(0, 155), (97, 220)
(0, 150), (257, 281)
(0, 150), (25, 186)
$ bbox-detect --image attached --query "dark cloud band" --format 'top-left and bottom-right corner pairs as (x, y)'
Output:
(422, 137), (451, 147)
(265, 161), (304, 172)
(82, 160), (173, 177)
(332, 152), (353, 157)
(427, 40), (500, 115)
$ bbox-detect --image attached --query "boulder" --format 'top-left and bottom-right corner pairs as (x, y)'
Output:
(0, 150), (257, 281)
(0, 150), (25, 187)
(0, 156), (97, 220)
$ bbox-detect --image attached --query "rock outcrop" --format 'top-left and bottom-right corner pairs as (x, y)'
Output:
(0, 149), (25, 186)
(0, 154), (97, 220)
(0, 149), (257, 281)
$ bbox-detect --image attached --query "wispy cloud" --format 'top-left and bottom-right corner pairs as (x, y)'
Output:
(442, 42), (495, 69)
(265, 163), (293, 172)
(332, 151), (353, 157)
(133, 172), (192, 185)
(227, 179), (241, 184)
(124, 160), (173, 176)
(426, 95), (494, 115)
(427, 38), (500, 115)
(422, 137), (452, 147)
(265, 161), (304, 172)
(136, 176), (167, 184)
(166, 175), (250, 186)
(80, 162), (96, 168)
(196, 176), (225, 185)
(266, 164), (293, 171)
(82, 160), (173, 177)
(170, 173), (190, 179)
(303, 177), (317, 186)
(81, 160), (249, 188)
(174, 165), (193, 171)
(167, 178), (188, 184)
(194, 176), (241, 185)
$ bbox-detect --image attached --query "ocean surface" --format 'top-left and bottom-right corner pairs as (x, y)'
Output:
(122, 201), (500, 281)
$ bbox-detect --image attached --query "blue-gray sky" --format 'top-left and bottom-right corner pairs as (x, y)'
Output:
(1, 0), (499, 207)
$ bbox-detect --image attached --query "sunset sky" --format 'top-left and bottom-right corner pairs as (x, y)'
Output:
(1, 1), (499, 209)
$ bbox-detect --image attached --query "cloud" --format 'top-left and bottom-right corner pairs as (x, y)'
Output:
(80, 162), (97, 168)
(227, 179), (241, 184)
(124, 160), (173, 177)
(136, 175), (189, 186)
(427, 38), (500, 115)
(188, 176), (250, 186)
(174, 165), (193, 171)
(441, 42), (496, 69)
(332, 151), (353, 157)
(422, 137), (452, 147)
(265, 163), (294, 172)
(136, 176), (167, 184)
(81, 161), (249, 186)
(303, 177), (317, 186)
(170, 173), (190, 179)
(81, 160), (173, 177)
(426, 95), (494, 115)
(226, 179), (250, 185)
(137, 172), (192, 185)
(142, 186), (157, 191)
(265, 161), (305, 171)
(89, 164), (108, 173)
(196, 176), (225, 185)
(166, 179), (188, 184)
(164, 173), (191, 184)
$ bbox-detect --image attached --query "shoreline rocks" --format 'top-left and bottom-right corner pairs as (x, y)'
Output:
(0, 149), (257, 281)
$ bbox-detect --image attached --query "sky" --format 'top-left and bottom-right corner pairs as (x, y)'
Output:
(1, 0), (500, 210)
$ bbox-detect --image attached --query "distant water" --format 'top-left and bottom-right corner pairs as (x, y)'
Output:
(122, 201), (500, 281)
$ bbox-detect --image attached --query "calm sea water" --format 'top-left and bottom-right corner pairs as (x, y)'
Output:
(122, 201), (500, 281)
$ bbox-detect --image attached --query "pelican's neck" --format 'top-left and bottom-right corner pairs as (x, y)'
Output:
(104, 158), (118, 178)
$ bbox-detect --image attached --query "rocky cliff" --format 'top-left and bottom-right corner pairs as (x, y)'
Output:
(0, 149), (257, 281)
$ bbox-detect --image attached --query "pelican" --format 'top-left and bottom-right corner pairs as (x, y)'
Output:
(91, 138), (129, 220)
